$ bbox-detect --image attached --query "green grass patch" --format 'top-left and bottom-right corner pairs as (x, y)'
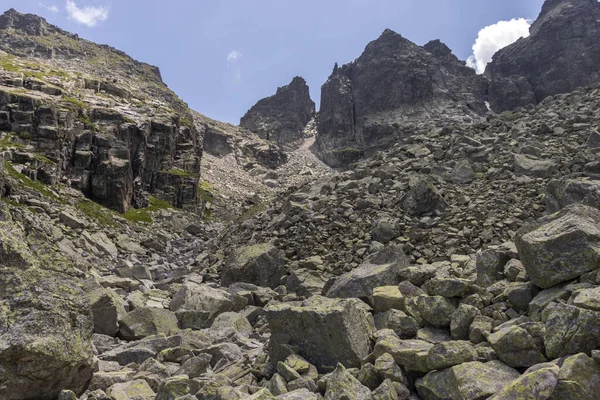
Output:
(63, 96), (87, 109)
(0, 197), (20, 207)
(0, 136), (25, 150)
(180, 114), (194, 128)
(123, 196), (173, 224)
(76, 114), (98, 131)
(123, 115), (136, 124)
(77, 196), (173, 226)
(1, 61), (20, 73)
(4, 161), (57, 200)
(198, 180), (214, 203)
(237, 201), (267, 223)
(76, 199), (120, 228)
(32, 151), (55, 164)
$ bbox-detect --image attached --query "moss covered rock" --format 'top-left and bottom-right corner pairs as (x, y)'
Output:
(325, 363), (373, 400)
(487, 326), (546, 368)
(515, 204), (600, 288)
(222, 243), (286, 288)
(488, 365), (559, 400)
(415, 361), (520, 400)
(542, 302), (600, 359)
(118, 307), (179, 340)
(266, 295), (374, 370)
(107, 379), (155, 400)
(0, 209), (94, 400)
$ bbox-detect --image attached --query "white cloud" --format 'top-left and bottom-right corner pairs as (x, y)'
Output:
(39, 2), (59, 12)
(226, 50), (242, 83)
(467, 18), (531, 74)
(227, 50), (242, 62)
(65, 0), (109, 27)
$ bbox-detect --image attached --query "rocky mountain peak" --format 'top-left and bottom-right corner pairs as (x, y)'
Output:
(486, 0), (600, 111)
(423, 39), (461, 63)
(0, 8), (61, 36)
(317, 28), (488, 167)
(531, 0), (600, 35)
(240, 76), (315, 149)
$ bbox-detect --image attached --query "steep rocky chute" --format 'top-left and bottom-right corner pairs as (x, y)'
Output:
(1, 1), (600, 400)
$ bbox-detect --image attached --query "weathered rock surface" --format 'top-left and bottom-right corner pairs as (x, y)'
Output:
(546, 178), (600, 213)
(487, 0), (600, 111)
(265, 296), (374, 370)
(240, 77), (315, 149)
(415, 361), (520, 400)
(325, 251), (409, 299)
(0, 207), (94, 400)
(221, 243), (286, 288)
(515, 204), (600, 288)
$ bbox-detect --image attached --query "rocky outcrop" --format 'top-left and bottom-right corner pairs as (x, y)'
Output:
(0, 9), (204, 213)
(240, 77), (315, 149)
(317, 30), (488, 167)
(486, 0), (600, 111)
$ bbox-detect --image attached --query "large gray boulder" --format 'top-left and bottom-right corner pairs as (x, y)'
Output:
(513, 154), (558, 179)
(325, 251), (409, 299)
(325, 364), (373, 400)
(0, 209), (94, 400)
(551, 353), (600, 399)
(87, 283), (127, 337)
(222, 243), (286, 288)
(169, 282), (234, 329)
(118, 307), (179, 341)
(487, 326), (546, 368)
(415, 361), (520, 400)
(542, 302), (600, 359)
(488, 365), (559, 400)
(402, 177), (447, 216)
(265, 296), (374, 370)
(546, 178), (600, 213)
(515, 204), (600, 288)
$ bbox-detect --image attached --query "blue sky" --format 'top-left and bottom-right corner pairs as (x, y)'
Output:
(4, 1), (544, 124)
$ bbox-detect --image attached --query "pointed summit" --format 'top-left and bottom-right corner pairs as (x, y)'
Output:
(0, 8), (53, 36)
(240, 76), (315, 149)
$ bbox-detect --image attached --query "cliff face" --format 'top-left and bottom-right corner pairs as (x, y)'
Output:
(316, 30), (488, 167)
(240, 76), (315, 149)
(0, 9), (203, 212)
(486, 0), (600, 111)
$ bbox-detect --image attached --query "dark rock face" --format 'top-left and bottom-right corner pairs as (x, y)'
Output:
(486, 0), (600, 111)
(317, 30), (488, 167)
(0, 91), (202, 212)
(0, 9), (202, 213)
(240, 76), (315, 148)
